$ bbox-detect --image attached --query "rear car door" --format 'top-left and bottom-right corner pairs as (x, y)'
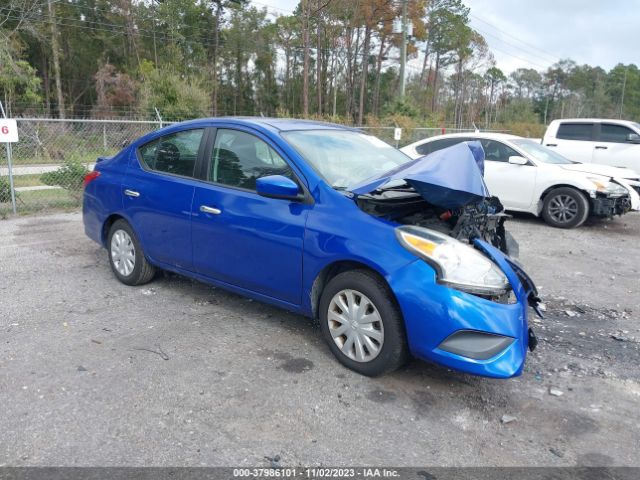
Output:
(593, 123), (640, 171)
(191, 127), (310, 306)
(545, 122), (596, 163)
(123, 128), (207, 269)
(479, 139), (537, 210)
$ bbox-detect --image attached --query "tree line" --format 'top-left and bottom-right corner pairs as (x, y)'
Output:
(1, 0), (638, 133)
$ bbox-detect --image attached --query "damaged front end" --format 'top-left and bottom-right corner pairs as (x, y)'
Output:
(333, 140), (544, 377)
(355, 187), (515, 257)
(590, 189), (633, 218)
(351, 141), (517, 257)
(350, 142), (543, 375)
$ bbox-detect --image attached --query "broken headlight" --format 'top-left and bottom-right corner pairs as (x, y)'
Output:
(396, 225), (509, 296)
(587, 177), (628, 197)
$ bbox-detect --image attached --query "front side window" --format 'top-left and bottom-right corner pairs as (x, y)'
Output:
(210, 129), (294, 190)
(479, 139), (520, 162)
(600, 124), (635, 143)
(138, 129), (204, 177)
(556, 123), (593, 141)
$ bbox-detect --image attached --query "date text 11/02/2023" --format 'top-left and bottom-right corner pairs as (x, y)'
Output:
(232, 468), (400, 478)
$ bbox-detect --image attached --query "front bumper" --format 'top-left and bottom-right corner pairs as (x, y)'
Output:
(389, 240), (537, 379)
(590, 193), (631, 217)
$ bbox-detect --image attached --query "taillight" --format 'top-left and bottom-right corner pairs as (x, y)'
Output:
(83, 170), (100, 187)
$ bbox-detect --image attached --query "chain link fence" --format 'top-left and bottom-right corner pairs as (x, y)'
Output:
(0, 118), (168, 216)
(358, 126), (479, 147)
(0, 118), (497, 217)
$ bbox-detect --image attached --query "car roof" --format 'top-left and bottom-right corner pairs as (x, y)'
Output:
(171, 117), (356, 133)
(408, 132), (523, 144)
(550, 118), (638, 126)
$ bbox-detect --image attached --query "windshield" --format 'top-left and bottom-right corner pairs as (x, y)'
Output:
(511, 139), (575, 164)
(282, 130), (411, 189)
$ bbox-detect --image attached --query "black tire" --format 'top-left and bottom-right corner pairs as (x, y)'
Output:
(541, 187), (590, 229)
(319, 269), (409, 376)
(107, 219), (156, 286)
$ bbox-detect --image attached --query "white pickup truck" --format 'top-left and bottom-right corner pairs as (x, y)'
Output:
(542, 119), (640, 173)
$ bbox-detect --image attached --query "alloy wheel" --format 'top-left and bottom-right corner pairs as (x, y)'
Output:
(548, 194), (578, 224)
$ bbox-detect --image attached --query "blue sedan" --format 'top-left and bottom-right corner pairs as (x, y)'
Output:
(83, 118), (539, 378)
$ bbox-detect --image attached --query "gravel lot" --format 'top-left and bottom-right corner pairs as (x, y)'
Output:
(1, 211), (639, 467)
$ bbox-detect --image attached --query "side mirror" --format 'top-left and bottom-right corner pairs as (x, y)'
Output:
(256, 175), (302, 201)
(626, 133), (640, 144)
(508, 156), (528, 165)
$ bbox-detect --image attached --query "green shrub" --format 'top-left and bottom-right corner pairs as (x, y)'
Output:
(0, 177), (14, 203)
(40, 160), (89, 202)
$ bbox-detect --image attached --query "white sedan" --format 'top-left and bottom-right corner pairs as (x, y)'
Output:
(401, 133), (640, 228)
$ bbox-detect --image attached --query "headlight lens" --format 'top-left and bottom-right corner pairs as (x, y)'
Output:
(396, 226), (509, 295)
(587, 177), (628, 197)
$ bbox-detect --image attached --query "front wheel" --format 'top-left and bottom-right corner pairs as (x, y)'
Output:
(319, 270), (409, 376)
(107, 219), (156, 286)
(541, 187), (590, 229)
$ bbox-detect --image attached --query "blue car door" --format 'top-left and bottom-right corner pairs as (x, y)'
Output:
(191, 127), (310, 305)
(123, 128), (207, 269)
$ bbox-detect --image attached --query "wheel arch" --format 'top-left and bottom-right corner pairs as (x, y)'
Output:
(537, 183), (591, 215)
(309, 260), (399, 320)
(101, 213), (128, 246)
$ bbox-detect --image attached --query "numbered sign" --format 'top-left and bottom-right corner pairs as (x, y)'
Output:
(0, 119), (19, 143)
(394, 127), (402, 141)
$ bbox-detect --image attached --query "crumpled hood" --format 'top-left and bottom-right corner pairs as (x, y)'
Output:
(350, 142), (490, 209)
(560, 162), (640, 180)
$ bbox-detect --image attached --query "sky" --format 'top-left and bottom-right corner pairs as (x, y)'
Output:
(253, 0), (639, 73)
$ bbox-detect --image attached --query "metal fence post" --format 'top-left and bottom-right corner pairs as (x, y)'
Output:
(5, 142), (17, 215)
(154, 107), (163, 129)
(0, 100), (18, 215)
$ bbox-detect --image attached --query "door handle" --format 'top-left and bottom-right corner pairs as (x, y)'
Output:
(200, 205), (222, 215)
(545, 143), (557, 147)
(124, 189), (140, 197)
(595, 145), (608, 150)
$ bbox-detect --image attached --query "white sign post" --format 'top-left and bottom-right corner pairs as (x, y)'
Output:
(0, 119), (19, 143)
(0, 105), (19, 214)
(393, 127), (402, 148)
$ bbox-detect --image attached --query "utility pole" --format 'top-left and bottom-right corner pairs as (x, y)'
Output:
(619, 65), (628, 119)
(152, 0), (158, 67)
(47, 0), (65, 119)
(399, 0), (408, 99)
(212, 0), (222, 116)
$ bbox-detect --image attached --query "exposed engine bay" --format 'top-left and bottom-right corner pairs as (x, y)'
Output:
(355, 186), (516, 256)
(348, 141), (522, 258)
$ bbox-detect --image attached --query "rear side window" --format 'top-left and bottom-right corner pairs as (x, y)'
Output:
(556, 123), (594, 141)
(416, 137), (468, 156)
(209, 129), (294, 190)
(138, 129), (204, 177)
(599, 124), (635, 143)
(479, 139), (520, 162)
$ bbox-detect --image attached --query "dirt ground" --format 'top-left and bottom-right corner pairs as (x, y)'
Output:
(0, 211), (639, 467)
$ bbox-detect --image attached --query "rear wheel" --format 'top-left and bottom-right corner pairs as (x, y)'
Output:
(541, 187), (589, 229)
(107, 219), (156, 286)
(319, 269), (408, 376)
